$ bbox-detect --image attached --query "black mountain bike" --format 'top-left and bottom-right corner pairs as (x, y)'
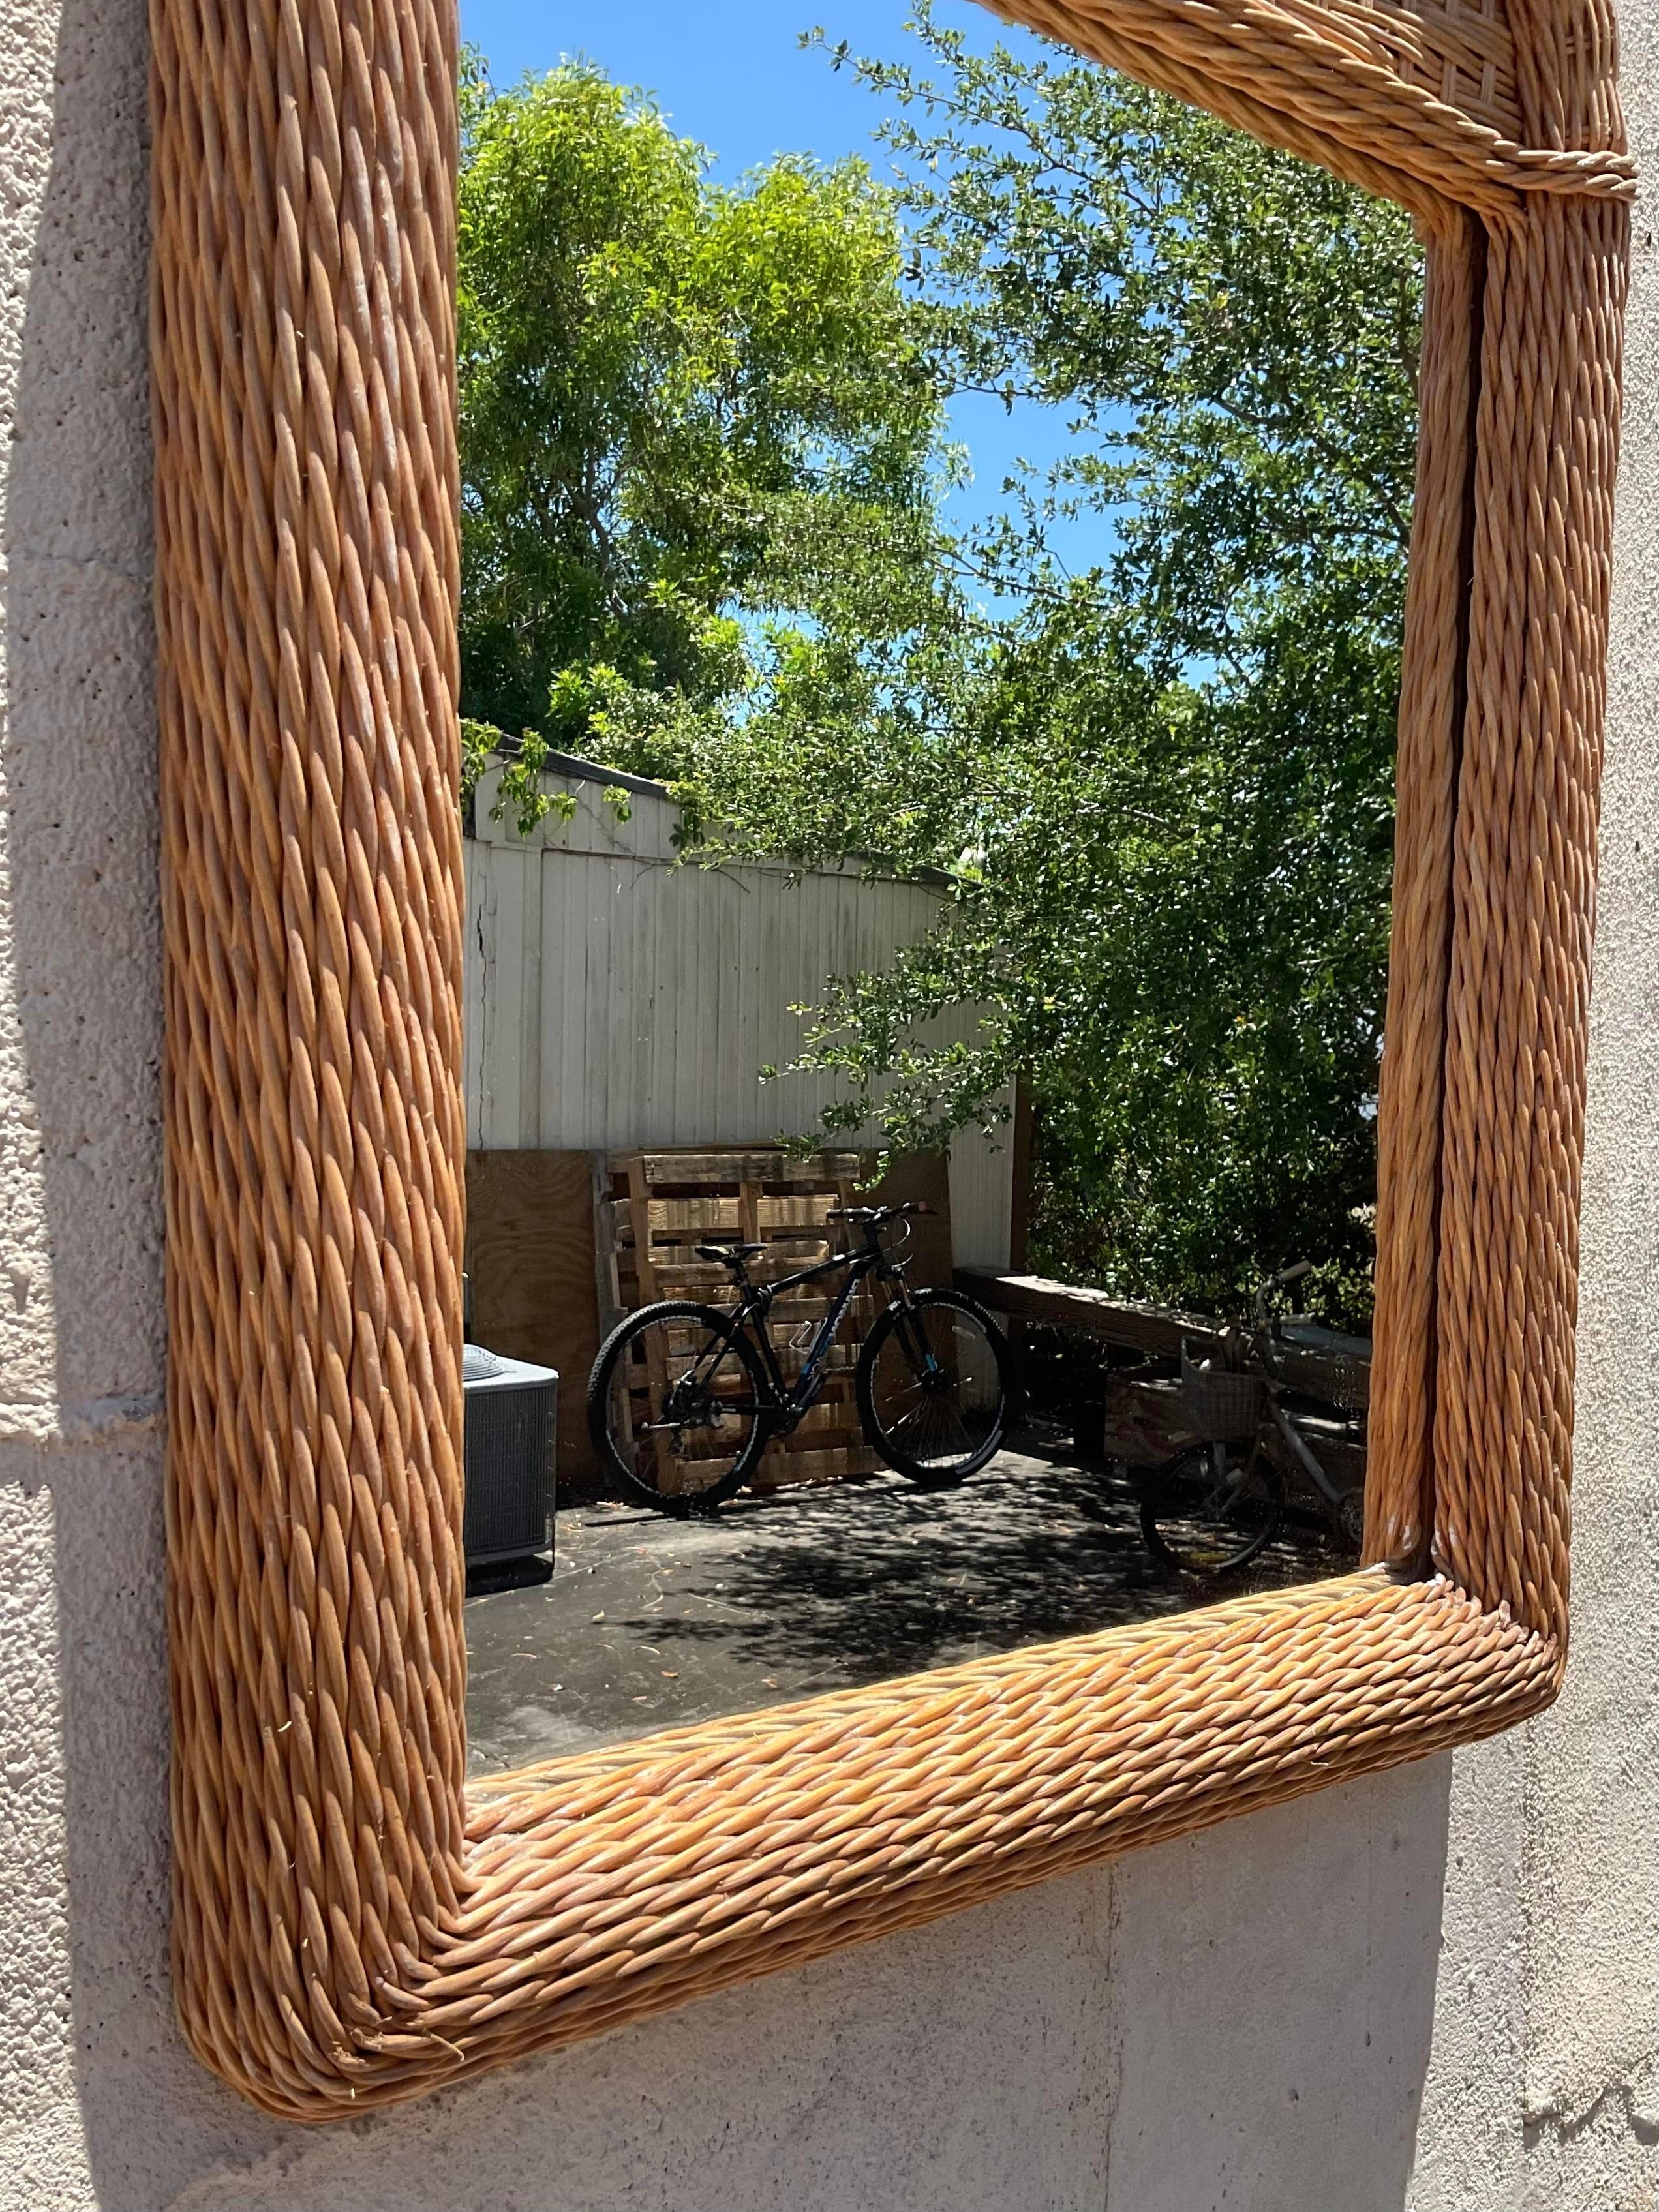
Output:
(588, 1202), (1011, 1515)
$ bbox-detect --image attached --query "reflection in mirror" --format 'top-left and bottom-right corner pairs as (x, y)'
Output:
(453, 1), (1421, 1774)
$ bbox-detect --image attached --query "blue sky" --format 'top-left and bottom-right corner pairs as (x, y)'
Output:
(458, 0), (1116, 575)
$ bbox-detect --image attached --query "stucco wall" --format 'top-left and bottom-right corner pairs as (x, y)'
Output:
(0, 0), (1653, 2206)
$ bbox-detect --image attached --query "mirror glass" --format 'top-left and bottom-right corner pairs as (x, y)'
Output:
(454, 0), (1421, 1773)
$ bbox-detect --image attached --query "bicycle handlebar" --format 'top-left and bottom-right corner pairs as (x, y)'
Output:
(1254, 1258), (1313, 1332)
(825, 1201), (930, 1224)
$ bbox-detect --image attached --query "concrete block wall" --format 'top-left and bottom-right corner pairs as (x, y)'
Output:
(0, 0), (1652, 2204)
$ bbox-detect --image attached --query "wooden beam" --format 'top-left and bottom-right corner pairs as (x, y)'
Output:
(960, 1267), (1370, 1412)
(957, 1268), (1227, 1359)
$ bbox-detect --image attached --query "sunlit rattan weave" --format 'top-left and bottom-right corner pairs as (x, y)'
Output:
(150, 0), (1630, 2118)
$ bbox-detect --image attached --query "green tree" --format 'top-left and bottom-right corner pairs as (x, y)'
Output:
(457, 58), (947, 750)
(457, 28), (1422, 1327)
(641, 13), (1421, 1324)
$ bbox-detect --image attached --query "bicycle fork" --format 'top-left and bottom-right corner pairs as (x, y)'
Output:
(885, 1284), (944, 1382)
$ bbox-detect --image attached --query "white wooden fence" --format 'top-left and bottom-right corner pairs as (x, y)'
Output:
(464, 757), (1013, 1268)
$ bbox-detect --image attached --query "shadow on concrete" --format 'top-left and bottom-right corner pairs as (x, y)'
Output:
(639, 1453), (1172, 1663)
(463, 1441), (1351, 1772)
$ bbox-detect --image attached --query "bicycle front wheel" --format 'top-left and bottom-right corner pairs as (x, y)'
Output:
(857, 1288), (1009, 1487)
(1139, 1441), (1285, 1577)
(588, 1302), (770, 1515)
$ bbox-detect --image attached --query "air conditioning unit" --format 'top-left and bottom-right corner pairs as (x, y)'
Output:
(462, 1344), (558, 1566)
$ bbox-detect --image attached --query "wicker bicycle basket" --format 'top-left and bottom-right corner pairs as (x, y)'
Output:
(1317, 1354), (1371, 1416)
(1177, 1344), (1266, 1443)
(1273, 1336), (1373, 1416)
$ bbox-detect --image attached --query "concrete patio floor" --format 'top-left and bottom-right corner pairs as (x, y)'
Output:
(464, 1434), (1348, 1776)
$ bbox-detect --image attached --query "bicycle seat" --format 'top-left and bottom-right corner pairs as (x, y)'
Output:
(695, 1242), (765, 1265)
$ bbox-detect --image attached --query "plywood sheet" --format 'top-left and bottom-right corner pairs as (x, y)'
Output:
(466, 1149), (603, 1479)
(864, 1151), (954, 1289)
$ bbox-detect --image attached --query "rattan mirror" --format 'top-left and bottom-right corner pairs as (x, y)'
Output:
(149, 0), (1631, 2117)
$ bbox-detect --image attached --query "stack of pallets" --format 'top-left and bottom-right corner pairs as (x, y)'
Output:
(598, 1147), (882, 1490)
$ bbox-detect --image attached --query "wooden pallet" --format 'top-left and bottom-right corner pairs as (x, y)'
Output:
(598, 1148), (884, 1491)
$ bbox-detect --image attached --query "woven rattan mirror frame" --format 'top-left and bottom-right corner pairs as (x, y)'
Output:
(149, 0), (1631, 2117)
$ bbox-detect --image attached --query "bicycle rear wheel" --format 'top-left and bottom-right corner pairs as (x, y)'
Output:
(857, 1288), (1009, 1487)
(1139, 1440), (1285, 1577)
(587, 1301), (770, 1515)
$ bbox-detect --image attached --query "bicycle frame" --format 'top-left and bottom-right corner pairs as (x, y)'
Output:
(1258, 1382), (1348, 1509)
(1247, 1267), (1356, 1511)
(718, 1234), (926, 1432)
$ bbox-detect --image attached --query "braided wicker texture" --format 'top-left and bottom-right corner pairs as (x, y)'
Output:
(149, 0), (1630, 2119)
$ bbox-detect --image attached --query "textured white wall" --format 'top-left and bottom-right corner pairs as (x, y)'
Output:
(0, 0), (160, 1447)
(464, 769), (1014, 1269)
(0, 2), (1654, 2209)
(1402, 8), (1659, 2192)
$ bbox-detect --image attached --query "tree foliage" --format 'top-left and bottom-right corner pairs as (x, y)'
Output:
(456, 18), (1423, 1327)
(457, 57), (946, 746)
